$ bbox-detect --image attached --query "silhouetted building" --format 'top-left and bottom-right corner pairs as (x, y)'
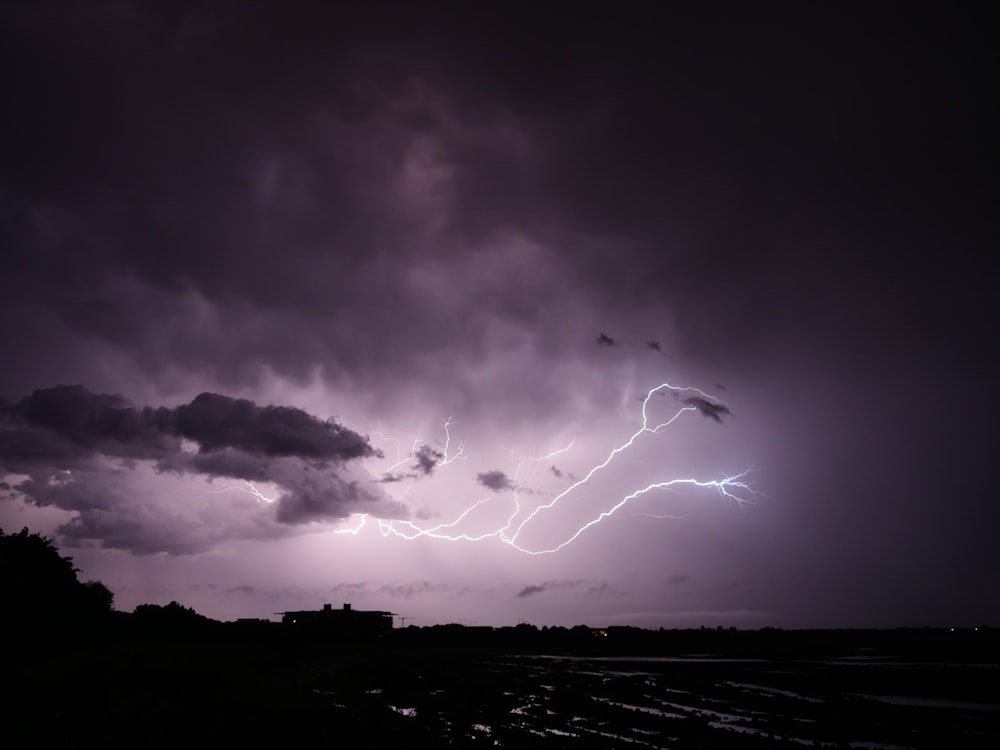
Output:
(279, 603), (393, 640)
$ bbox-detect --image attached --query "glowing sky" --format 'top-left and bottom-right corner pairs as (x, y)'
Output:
(1, 3), (996, 628)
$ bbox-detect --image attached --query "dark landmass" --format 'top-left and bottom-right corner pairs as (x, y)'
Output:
(4, 618), (997, 748)
(3, 527), (998, 747)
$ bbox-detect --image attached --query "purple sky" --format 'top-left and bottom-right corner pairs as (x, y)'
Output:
(1, 3), (996, 629)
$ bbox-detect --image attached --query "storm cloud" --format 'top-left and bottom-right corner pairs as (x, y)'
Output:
(516, 580), (584, 599)
(476, 470), (515, 492)
(412, 444), (445, 476)
(0, 386), (402, 552)
(173, 392), (377, 460)
(681, 396), (732, 424)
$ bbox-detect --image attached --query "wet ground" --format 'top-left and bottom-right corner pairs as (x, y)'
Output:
(6, 629), (997, 747)
(305, 647), (999, 748)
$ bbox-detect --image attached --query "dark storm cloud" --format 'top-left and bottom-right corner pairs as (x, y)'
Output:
(166, 448), (271, 482)
(1, 1), (984, 434)
(681, 396), (731, 424)
(0, 3), (992, 386)
(1, 385), (377, 465)
(0, 424), (96, 473)
(174, 392), (377, 459)
(516, 580), (583, 599)
(0, 385), (402, 552)
(273, 471), (382, 525)
(57, 511), (203, 556)
(476, 470), (514, 492)
(2, 385), (179, 461)
(2, 2), (630, 408)
(516, 584), (545, 598)
(412, 444), (444, 476)
(376, 443), (444, 483)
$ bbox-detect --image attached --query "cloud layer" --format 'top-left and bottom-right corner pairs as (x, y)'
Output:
(0, 386), (404, 553)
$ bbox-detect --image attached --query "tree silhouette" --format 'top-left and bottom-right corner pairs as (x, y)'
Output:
(0, 526), (114, 631)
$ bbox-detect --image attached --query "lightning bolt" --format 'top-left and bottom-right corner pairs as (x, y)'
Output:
(516, 471), (754, 555)
(332, 513), (368, 535)
(371, 430), (423, 476)
(173, 382), (754, 549)
(372, 382), (758, 554)
(437, 417), (467, 466)
(373, 417), (468, 487)
(179, 479), (277, 503)
(243, 480), (275, 503)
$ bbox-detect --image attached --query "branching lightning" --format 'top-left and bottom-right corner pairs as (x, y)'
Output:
(369, 382), (758, 554)
(187, 383), (756, 548)
(332, 513), (368, 535)
(243, 480), (276, 504)
(373, 417), (467, 487)
(437, 417), (468, 466)
(372, 430), (423, 476)
(181, 479), (277, 503)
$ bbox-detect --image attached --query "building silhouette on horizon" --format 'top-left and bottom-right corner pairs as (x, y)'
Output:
(279, 602), (394, 639)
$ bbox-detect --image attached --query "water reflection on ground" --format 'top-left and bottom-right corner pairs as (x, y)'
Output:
(306, 648), (999, 748)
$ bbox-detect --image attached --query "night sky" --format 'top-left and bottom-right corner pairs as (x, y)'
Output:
(1, 2), (996, 629)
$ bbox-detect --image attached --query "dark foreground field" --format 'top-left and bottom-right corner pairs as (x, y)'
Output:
(5, 628), (997, 748)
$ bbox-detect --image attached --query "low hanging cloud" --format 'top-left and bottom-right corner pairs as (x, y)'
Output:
(0, 385), (405, 553)
(681, 396), (731, 423)
(2, 385), (378, 465)
(476, 469), (515, 492)
(516, 579), (584, 598)
(377, 443), (445, 483)
(412, 444), (445, 475)
(174, 392), (375, 459)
